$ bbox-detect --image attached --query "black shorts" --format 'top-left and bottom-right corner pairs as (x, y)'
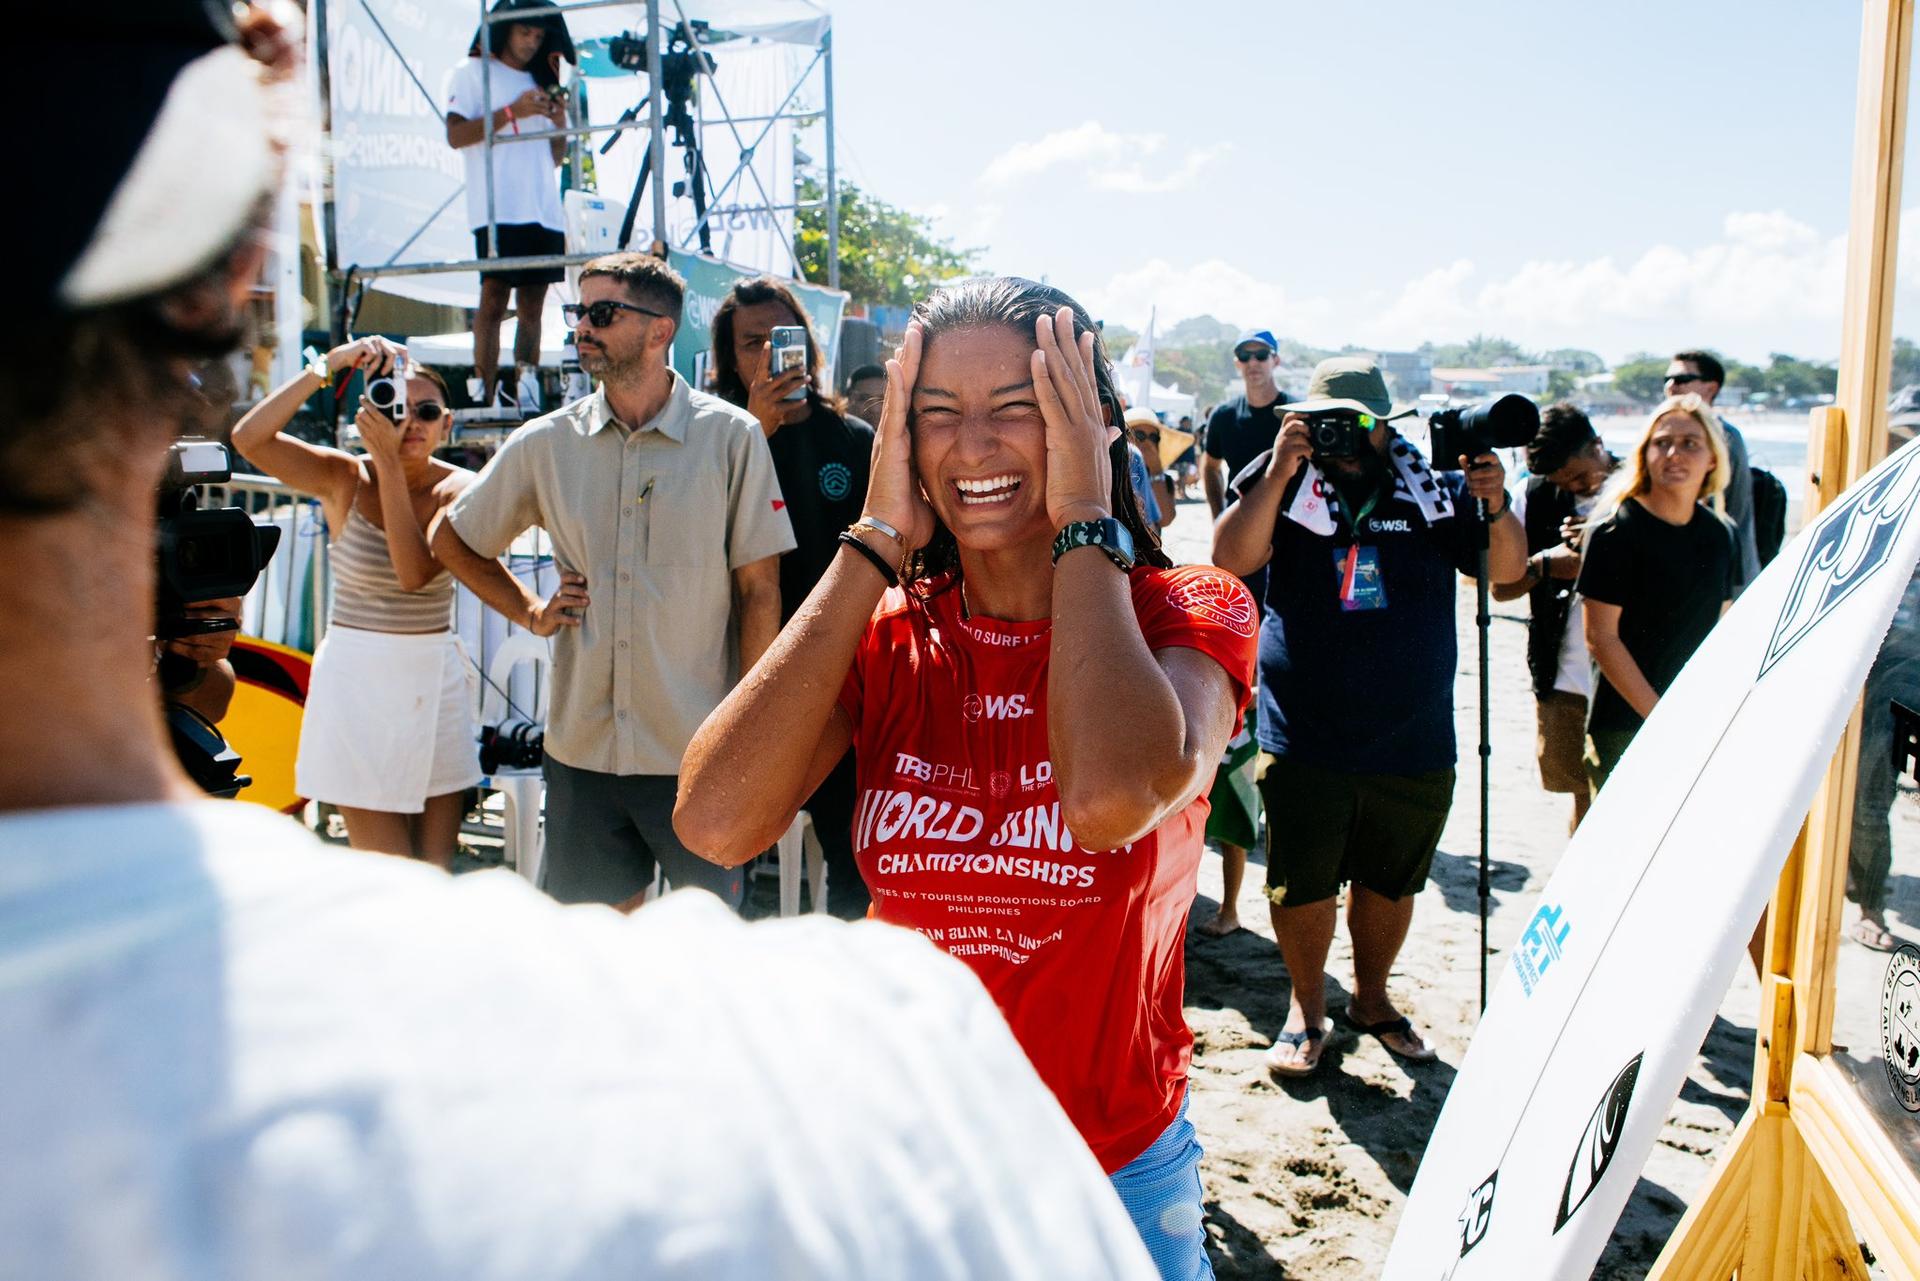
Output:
(1258, 754), (1454, 907)
(473, 222), (566, 286)
(541, 757), (744, 908)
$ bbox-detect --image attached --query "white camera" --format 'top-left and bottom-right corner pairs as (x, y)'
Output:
(365, 350), (408, 420)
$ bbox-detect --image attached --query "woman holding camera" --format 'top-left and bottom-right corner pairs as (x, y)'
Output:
(232, 338), (480, 866)
(677, 278), (1257, 1278)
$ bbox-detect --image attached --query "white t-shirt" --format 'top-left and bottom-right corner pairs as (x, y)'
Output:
(443, 57), (566, 233)
(0, 800), (1153, 1281)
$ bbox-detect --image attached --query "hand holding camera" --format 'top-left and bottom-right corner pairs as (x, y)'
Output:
(1267, 412), (1314, 483)
(510, 86), (551, 121)
(356, 403), (404, 469)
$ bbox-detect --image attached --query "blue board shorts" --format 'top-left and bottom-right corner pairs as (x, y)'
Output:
(1109, 1085), (1212, 1280)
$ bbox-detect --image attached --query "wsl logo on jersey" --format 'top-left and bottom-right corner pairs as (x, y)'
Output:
(1553, 1052), (1643, 1233)
(1761, 444), (1920, 679)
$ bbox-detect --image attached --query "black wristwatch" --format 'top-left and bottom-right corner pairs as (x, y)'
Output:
(1052, 517), (1135, 571)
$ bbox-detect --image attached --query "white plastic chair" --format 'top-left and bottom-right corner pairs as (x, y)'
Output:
(775, 809), (828, 917)
(478, 631), (551, 887)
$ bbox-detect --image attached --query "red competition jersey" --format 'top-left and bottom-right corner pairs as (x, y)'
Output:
(838, 564), (1257, 1172)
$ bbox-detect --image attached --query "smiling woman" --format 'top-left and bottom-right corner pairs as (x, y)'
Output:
(675, 276), (1260, 1279)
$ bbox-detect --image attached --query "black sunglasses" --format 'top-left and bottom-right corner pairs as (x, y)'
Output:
(409, 401), (445, 423)
(1664, 372), (1705, 386)
(563, 300), (668, 328)
(1131, 428), (1160, 443)
(1235, 348), (1273, 362)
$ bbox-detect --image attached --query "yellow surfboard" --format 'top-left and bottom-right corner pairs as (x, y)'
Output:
(223, 636), (312, 815)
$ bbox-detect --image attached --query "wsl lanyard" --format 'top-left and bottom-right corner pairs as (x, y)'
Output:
(1335, 484), (1383, 607)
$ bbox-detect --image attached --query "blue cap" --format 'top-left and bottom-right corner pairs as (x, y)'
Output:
(1234, 328), (1278, 354)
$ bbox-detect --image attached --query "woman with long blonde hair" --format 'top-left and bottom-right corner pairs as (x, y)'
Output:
(1574, 394), (1736, 792)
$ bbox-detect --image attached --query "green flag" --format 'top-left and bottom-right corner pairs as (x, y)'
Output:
(1206, 705), (1260, 850)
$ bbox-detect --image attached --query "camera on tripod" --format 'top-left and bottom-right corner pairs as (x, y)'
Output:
(157, 438), (282, 798)
(606, 22), (715, 102)
(1426, 394), (1540, 471)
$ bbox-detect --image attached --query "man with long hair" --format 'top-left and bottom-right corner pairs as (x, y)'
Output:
(710, 275), (875, 917)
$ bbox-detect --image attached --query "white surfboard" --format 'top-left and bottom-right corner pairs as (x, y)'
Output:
(1383, 435), (1920, 1280)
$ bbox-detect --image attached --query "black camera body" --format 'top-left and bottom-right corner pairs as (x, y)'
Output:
(1426, 394), (1540, 471)
(1304, 410), (1376, 460)
(157, 439), (283, 797)
(480, 719), (545, 773)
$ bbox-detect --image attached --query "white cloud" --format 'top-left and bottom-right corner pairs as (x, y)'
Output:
(1366, 210), (1856, 357)
(1079, 257), (1333, 336)
(979, 122), (1226, 196)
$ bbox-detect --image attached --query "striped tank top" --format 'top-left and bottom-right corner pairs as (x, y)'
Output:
(330, 505), (455, 633)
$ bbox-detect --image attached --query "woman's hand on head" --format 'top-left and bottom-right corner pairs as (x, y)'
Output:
(1032, 306), (1114, 529)
(859, 321), (935, 559)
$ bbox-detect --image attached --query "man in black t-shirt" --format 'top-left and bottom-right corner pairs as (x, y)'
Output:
(1202, 327), (1284, 518)
(712, 279), (874, 919)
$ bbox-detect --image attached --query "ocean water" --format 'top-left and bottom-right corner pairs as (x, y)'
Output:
(1595, 409), (1815, 530)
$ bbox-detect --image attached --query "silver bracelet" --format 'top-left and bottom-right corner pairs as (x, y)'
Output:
(861, 514), (904, 545)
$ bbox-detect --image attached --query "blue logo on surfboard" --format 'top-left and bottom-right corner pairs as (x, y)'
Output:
(1515, 902), (1571, 996)
(1761, 447), (1920, 678)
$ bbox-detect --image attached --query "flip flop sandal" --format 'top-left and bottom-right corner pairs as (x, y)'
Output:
(1340, 1010), (1439, 1064)
(1851, 918), (1898, 952)
(1265, 1019), (1333, 1078)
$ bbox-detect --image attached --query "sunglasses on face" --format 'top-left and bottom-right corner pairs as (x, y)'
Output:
(1664, 372), (1705, 386)
(562, 300), (668, 329)
(410, 402), (445, 424)
(1130, 429), (1160, 443)
(1235, 348), (1273, 363)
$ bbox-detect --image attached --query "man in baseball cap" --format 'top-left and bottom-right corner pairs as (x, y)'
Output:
(1211, 356), (1525, 1075)
(0, 9), (1157, 1279)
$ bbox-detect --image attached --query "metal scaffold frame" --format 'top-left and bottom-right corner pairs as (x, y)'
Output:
(313, 0), (838, 335)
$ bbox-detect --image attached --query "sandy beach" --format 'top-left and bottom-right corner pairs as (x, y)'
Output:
(1155, 493), (1764, 1280)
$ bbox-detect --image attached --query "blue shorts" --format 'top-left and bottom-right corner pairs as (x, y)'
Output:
(1108, 1085), (1212, 1280)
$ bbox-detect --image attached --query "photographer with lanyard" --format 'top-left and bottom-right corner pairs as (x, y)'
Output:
(1213, 357), (1525, 1077)
(678, 278), (1258, 1279)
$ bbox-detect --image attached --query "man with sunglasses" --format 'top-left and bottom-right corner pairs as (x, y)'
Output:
(1194, 327), (1285, 937)
(435, 252), (795, 911)
(1664, 349), (1759, 591)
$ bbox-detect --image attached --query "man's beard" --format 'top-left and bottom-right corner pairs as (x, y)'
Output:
(580, 344), (647, 383)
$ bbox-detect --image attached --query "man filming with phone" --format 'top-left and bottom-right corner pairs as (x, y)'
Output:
(1213, 357), (1525, 1078)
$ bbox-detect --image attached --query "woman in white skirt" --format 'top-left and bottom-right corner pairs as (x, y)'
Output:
(232, 337), (480, 866)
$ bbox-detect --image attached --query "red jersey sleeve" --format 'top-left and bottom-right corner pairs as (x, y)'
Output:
(1130, 566), (1259, 716)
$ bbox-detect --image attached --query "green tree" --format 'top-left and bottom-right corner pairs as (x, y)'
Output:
(1893, 337), (1920, 392)
(1611, 354), (1670, 404)
(1546, 369), (1580, 400)
(1430, 334), (1532, 368)
(1541, 348), (1606, 375)
(793, 177), (980, 306)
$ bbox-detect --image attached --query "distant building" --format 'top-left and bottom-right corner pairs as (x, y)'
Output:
(1369, 350), (1432, 400)
(1430, 364), (1550, 398)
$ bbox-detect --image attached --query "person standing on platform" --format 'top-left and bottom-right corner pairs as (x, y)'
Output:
(711, 276), (875, 919)
(1212, 357), (1525, 1076)
(1665, 350), (1759, 591)
(1492, 404), (1616, 833)
(433, 253), (794, 910)
(444, 0), (574, 415)
(1193, 327), (1286, 936)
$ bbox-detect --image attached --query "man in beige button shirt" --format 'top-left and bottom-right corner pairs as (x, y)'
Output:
(434, 253), (794, 909)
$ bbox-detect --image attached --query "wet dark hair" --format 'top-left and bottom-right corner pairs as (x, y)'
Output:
(845, 363), (886, 387)
(1527, 401), (1598, 475)
(903, 276), (1171, 592)
(710, 276), (840, 412)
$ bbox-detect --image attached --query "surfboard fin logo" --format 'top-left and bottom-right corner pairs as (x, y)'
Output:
(1761, 446), (1920, 679)
(1554, 1052), (1643, 1233)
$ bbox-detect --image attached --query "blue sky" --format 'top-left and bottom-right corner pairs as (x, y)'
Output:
(817, 1), (1909, 364)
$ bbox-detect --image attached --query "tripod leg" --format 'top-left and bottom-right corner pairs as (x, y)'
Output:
(617, 144), (653, 251)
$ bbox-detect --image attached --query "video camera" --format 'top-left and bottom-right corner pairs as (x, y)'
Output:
(1427, 394), (1540, 471)
(607, 21), (715, 106)
(156, 438), (282, 797)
